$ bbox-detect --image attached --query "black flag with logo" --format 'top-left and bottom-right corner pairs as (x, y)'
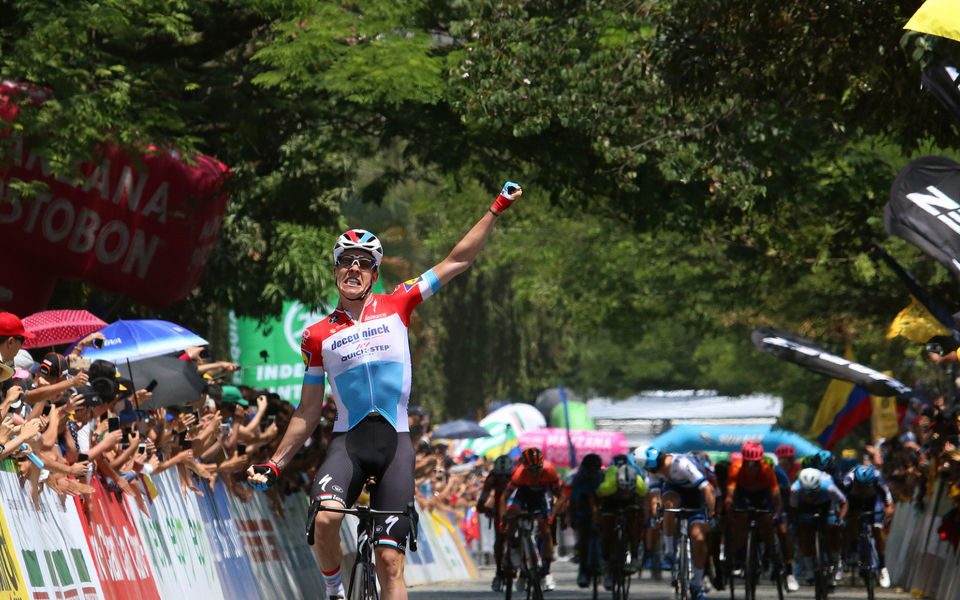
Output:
(750, 327), (914, 397)
(922, 58), (960, 126)
(886, 156), (960, 283)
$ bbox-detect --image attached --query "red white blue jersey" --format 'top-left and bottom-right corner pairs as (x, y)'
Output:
(301, 269), (441, 432)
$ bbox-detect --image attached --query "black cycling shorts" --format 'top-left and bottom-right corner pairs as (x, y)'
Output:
(312, 414), (415, 553)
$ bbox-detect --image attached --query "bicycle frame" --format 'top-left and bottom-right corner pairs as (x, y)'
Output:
(306, 500), (418, 600)
(856, 511), (882, 600)
(503, 511), (544, 600)
(664, 507), (702, 600)
(610, 510), (633, 600)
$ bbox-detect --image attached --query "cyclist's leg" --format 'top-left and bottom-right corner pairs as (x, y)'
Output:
(662, 488), (681, 557)
(795, 516), (815, 581)
(370, 428), (415, 600)
(628, 503), (644, 569)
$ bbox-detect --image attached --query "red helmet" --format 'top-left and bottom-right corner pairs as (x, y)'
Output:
(775, 444), (796, 459)
(520, 447), (544, 467)
(741, 441), (764, 461)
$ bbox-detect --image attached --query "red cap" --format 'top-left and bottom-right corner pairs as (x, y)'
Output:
(0, 313), (35, 338)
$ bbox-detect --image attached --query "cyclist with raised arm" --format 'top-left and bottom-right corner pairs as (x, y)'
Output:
(563, 453), (605, 588)
(500, 447), (563, 592)
(643, 447), (717, 600)
(246, 182), (523, 600)
(478, 454), (518, 592)
(841, 464), (894, 588)
(596, 462), (648, 589)
(790, 467), (848, 586)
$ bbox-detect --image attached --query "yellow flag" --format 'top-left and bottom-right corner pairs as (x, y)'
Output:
(904, 0), (960, 42)
(871, 394), (899, 441)
(886, 295), (951, 343)
(809, 346), (856, 437)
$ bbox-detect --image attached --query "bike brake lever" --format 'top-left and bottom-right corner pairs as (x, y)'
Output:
(407, 503), (419, 552)
(306, 499), (322, 546)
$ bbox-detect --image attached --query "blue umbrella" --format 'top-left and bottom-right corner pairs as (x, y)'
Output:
(80, 319), (208, 362)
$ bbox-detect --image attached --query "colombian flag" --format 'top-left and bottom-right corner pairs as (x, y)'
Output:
(814, 385), (872, 450)
(809, 346), (874, 450)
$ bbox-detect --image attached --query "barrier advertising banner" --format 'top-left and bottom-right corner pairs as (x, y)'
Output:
(226, 490), (301, 599)
(0, 471), (28, 600)
(194, 481), (259, 600)
(0, 463), (103, 600)
(125, 472), (223, 600)
(76, 478), (160, 600)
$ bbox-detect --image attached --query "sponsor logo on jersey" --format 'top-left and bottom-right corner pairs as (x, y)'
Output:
(301, 349), (312, 367)
(318, 473), (333, 491)
(402, 276), (422, 292)
(328, 314), (340, 324)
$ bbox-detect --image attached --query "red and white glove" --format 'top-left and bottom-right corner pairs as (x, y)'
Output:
(490, 181), (522, 215)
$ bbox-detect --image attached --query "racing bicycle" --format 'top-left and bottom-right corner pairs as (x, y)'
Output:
(306, 483), (419, 600)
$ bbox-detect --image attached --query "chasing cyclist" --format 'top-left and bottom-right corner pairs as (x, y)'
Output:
(724, 442), (798, 591)
(500, 447), (563, 592)
(790, 467), (848, 586)
(841, 464), (894, 588)
(596, 462), (648, 589)
(563, 453), (606, 588)
(643, 447), (717, 600)
(247, 182), (523, 600)
(478, 455), (518, 592)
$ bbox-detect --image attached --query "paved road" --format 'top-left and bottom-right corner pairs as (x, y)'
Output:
(409, 557), (914, 600)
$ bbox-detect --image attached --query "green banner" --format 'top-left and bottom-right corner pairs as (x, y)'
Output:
(228, 284), (383, 404)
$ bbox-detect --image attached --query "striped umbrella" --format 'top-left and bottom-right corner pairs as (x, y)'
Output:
(456, 403), (546, 459)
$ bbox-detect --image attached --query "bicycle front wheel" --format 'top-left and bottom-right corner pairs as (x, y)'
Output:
(747, 526), (760, 600)
(349, 560), (378, 600)
(679, 537), (690, 600)
(813, 529), (828, 600)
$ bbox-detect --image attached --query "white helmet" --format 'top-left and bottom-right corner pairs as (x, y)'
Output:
(333, 229), (383, 267)
(632, 446), (648, 467)
(798, 468), (822, 492)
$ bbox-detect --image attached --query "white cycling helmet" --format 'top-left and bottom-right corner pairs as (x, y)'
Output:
(333, 229), (383, 268)
(798, 467), (822, 492)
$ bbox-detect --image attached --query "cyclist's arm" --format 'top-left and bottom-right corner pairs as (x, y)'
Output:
(700, 480), (716, 518)
(431, 189), (518, 286)
(771, 484), (783, 515)
(267, 381), (325, 469)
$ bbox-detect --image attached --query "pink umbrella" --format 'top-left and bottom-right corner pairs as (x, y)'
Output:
(22, 309), (107, 349)
(518, 427), (629, 468)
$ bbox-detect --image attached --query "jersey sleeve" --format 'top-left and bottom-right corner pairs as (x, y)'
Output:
(726, 460), (742, 494)
(826, 481), (847, 505)
(596, 467), (617, 497)
(391, 269), (442, 325)
(762, 464), (779, 491)
(300, 326), (325, 386)
(634, 474), (648, 496)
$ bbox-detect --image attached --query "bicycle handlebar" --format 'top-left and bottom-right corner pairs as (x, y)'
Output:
(306, 500), (419, 552)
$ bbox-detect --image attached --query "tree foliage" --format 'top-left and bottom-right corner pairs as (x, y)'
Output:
(2, 0), (958, 432)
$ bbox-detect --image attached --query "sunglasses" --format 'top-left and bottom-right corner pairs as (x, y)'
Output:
(336, 255), (377, 270)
